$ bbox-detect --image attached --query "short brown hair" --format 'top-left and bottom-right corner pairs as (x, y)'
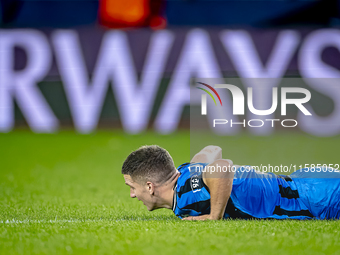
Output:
(122, 145), (176, 184)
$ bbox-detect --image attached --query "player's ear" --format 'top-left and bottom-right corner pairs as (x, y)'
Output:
(146, 181), (155, 195)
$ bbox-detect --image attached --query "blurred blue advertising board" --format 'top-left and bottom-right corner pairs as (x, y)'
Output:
(0, 27), (339, 135)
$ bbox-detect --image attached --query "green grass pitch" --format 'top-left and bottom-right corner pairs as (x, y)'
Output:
(1, 130), (340, 254)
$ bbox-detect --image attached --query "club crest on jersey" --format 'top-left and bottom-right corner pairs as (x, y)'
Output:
(190, 174), (201, 193)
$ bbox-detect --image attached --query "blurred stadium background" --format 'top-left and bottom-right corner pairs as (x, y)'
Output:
(1, 0), (340, 254)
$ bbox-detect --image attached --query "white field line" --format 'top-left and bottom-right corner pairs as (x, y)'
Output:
(0, 218), (172, 224)
(0, 219), (109, 224)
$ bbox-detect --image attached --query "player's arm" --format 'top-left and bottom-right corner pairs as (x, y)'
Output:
(183, 159), (234, 221)
(190, 145), (222, 164)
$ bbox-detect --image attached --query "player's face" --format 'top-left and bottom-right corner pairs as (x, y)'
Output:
(123, 174), (155, 211)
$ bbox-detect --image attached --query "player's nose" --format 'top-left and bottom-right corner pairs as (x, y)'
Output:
(130, 189), (136, 198)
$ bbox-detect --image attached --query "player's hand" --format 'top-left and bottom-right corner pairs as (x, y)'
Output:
(182, 214), (216, 221)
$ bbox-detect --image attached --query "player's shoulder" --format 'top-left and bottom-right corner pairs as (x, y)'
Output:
(176, 162), (208, 188)
(177, 162), (208, 174)
(175, 162), (211, 203)
(177, 162), (190, 173)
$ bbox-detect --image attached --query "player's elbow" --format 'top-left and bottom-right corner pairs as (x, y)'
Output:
(202, 145), (222, 154)
(191, 145), (222, 164)
(212, 159), (232, 168)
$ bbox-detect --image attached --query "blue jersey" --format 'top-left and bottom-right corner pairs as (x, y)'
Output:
(172, 163), (340, 220)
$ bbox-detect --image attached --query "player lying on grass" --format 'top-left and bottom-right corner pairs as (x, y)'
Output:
(122, 145), (340, 220)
